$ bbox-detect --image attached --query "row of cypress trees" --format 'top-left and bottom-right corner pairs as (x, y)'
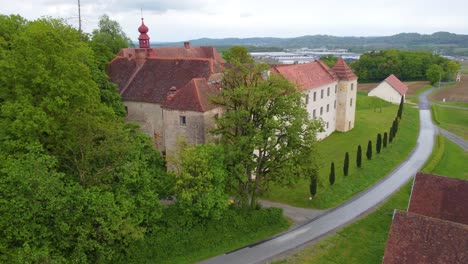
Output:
(328, 96), (404, 186)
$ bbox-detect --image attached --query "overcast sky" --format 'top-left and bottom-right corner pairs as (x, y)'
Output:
(2, 0), (467, 42)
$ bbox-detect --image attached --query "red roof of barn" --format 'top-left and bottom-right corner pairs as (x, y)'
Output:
(332, 57), (358, 81)
(408, 172), (468, 225)
(271, 61), (339, 90)
(382, 211), (468, 264)
(383, 74), (408, 95)
(162, 78), (219, 112)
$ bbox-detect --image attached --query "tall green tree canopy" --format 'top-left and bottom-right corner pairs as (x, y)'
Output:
(212, 47), (321, 208)
(0, 15), (166, 262)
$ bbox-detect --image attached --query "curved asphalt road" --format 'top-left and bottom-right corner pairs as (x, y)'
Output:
(201, 89), (437, 264)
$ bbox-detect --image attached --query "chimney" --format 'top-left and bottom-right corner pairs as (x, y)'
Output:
(167, 86), (177, 100)
(184, 41), (190, 49)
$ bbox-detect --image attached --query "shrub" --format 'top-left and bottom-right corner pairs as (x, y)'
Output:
(310, 177), (318, 197)
(383, 132), (388, 148)
(366, 140), (373, 160)
(356, 145), (362, 168)
(389, 128), (393, 143)
(329, 162), (336, 185)
(376, 133), (382, 154)
(343, 153), (349, 176)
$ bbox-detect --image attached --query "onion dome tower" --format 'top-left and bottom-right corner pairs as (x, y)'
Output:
(138, 18), (150, 48)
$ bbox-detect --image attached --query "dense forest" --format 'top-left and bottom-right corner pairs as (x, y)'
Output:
(154, 32), (468, 56)
(349, 50), (460, 83)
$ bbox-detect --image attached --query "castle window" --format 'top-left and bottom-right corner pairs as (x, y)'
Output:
(327, 87), (330, 96)
(180, 116), (186, 126)
(313, 109), (316, 118)
(313, 92), (317, 101)
(305, 94), (309, 104)
(335, 85), (337, 93)
(327, 104), (330, 112)
(334, 100), (336, 109)
(350, 98), (353, 107)
(321, 89), (324, 99)
(320, 107), (323, 115)
(351, 83), (354, 90)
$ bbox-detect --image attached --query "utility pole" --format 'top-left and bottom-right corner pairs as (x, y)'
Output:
(78, 0), (82, 41)
(438, 72), (441, 89)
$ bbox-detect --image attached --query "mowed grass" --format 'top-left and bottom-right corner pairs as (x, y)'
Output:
(263, 93), (420, 209)
(433, 105), (468, 139)
(275, 136), (467, 264)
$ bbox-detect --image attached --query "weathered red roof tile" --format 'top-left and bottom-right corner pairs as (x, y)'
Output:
(382, 211), (468, 264)
(272, 61), (338, 90)
(408, 172), (468, 225)
(110, 58), (213, 104)
(383, 74), (408, 95)
(332, 57), (358, 81)
(162, 78), (219, 112)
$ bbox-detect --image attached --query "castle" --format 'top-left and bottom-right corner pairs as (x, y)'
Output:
(108, 18), (358, 155)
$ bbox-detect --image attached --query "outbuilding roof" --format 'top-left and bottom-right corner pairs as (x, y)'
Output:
(383, 74), (409, 95)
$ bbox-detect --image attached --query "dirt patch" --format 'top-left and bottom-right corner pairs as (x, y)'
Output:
(358, 81), (429, 95)
(432, 74), (468, 102)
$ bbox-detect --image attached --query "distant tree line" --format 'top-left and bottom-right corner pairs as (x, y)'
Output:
(350, 49), (460, 84)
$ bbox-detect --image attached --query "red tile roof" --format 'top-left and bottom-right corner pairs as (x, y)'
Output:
(384, 74), (408, 95)
(382, 211), (468, 264)
(109, 57), (214, 105)
(408, 172), (468, 225)
(271, 61), (338, 90)
(332, 57), (358, 81)
(162, 78), (219, 112)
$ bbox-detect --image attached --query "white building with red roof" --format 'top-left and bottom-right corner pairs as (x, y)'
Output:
(368, 74), (408, 104)
(271, 58), (358, 139)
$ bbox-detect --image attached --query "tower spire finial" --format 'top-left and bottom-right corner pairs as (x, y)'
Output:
(138, 14), (150, 49)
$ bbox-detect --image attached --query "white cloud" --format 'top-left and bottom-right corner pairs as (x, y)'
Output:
(1, 0), (467, 42)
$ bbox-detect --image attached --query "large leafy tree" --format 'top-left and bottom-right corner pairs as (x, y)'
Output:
(213, 46), (321, 209)
(0, 15), (166, 262)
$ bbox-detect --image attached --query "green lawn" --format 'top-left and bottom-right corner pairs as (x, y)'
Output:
(433, 105), (468, 139)
(275, 136), (467, 264)
(263, 93), (420, 209)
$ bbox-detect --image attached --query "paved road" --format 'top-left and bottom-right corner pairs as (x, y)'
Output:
(433, 103), (468, 110)
(259, 200), (326, 225)
(201, 91), (437, 264)
(438, 127), (468, 151)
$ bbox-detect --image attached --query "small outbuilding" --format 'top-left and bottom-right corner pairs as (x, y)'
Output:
(368, 74), (408, 104)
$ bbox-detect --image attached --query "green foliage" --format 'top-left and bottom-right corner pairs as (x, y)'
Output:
(173, 144), (229, 221)
(389, 127), (394, 143)
(310, 177), (318, 197)
(91, 14), (133, 54)
(376, 133), (382, 154)
(383, 132), (388, 148)
(426, 64), (444, 84)
(221, 45), (254, 64)
(343, 152), (349, 176)
(397, 96), (404, 119)
(213, 47), (321, 208)
(356, 145), (362, 168)
(320, 54), (338, 68)
(366, 140), (373, 160)
(0, 16), (167, 262)
(329, 162), (336, 185)
(119, 207), (289, 264)
(351, 49), (458, 82)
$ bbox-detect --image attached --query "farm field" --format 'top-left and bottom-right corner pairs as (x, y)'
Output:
(431, 73), (468, 103)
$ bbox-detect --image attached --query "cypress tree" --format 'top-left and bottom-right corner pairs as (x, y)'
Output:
(310, 177), (317, 197)
(397, 96), (404, 119)
(356, 145), (362, 168)
(366, 140), (373, 160)
(343, 152), (349, 176)
(383, 132), (388, 148)
(329, 162), (335, 185)
(394, 118), (399, 135)
(376, 133), (382, 154)
(389, 128), (393, 143)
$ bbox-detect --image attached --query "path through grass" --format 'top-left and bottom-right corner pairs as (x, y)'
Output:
(275, 136), (467, 264)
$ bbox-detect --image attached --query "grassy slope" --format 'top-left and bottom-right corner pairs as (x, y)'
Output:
(433, 105), (468, 139)
(275, 136), (467, 264)
(263, 93), (419, 209)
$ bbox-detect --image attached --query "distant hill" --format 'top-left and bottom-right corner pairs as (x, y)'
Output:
(151, 32), (468, 56)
